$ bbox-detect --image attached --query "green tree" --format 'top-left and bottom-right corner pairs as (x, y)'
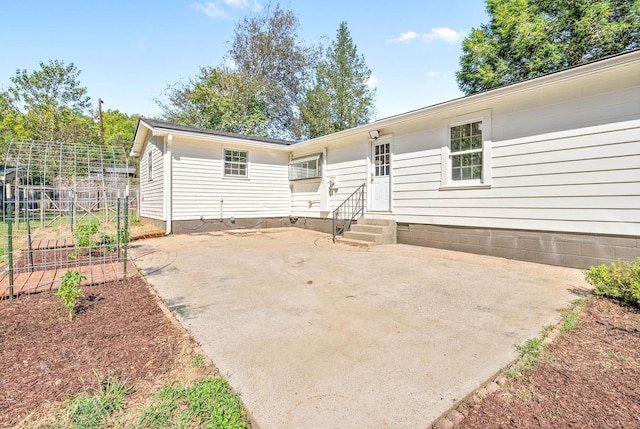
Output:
(228, 4), (318, 139)
(102, 109), (141, 169)
(7, 59), (94, 141)
(299, 22), (376, 138)
(0, 91), (19, 157)
(158, 66), (269, 136)
(457, 0), (640, 94)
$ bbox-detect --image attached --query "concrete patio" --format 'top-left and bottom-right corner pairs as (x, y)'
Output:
(130, 227), (589, 428)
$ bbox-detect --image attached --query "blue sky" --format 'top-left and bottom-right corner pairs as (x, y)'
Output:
(0, 0), (488, 121)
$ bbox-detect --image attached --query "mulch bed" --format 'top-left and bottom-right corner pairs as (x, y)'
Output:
(458, 296), (640, 428)
(0, 276), (186, 428)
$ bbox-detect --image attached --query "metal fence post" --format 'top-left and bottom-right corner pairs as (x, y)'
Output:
(123, 187), (129, 279)
(6, 184), (14, 299)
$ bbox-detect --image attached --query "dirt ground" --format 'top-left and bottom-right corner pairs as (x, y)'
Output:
(458, 297), (640, 428)
(0, 276), (203, 429)
(1, 268), (639, 428)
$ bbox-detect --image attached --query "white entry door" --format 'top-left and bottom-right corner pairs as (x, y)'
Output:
(370, 141), (390, 211)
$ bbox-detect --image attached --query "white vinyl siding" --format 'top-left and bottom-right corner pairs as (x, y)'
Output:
(172, 140), (290, 220)
(139, 136), (164, 220)
(290, 142), (367, 217)
(391, 62), (640, 236)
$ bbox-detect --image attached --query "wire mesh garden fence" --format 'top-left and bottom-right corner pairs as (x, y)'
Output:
(1, 140), (137, 299)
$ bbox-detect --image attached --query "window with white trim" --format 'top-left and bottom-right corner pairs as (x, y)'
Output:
(441, 110), (492, 189)
(450, 121), (483, 181)
(288, 153), (322, 180)
(224, 149), (248, 177)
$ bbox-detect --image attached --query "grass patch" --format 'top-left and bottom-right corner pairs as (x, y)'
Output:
(138, 377), (251, 428)
(560, 298), (584, 334)
(67, 374), (132, 429)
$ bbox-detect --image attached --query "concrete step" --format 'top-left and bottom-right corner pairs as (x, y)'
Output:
(335, 236), (375, 248)
(343, 230), (383, 243)
(351, 224), (385, 235)
(359, 216), (397, 227)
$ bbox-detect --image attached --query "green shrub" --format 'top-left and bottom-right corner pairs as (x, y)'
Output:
(585, 259), (640, 307)
(55, 270), (86, 320)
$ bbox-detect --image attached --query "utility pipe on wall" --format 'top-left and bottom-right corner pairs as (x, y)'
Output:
(165, 134), (173, 235)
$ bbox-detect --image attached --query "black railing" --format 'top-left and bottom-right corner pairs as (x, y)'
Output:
(332, 182), (366, 242)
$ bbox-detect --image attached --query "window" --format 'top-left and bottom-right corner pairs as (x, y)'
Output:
(289, 153), (322, 180)
(373, 142), (390, 177)
(441, 110), (492, 189)
(224, 149), (248, 177)
(450, 121), (482, 181)
(148, 152), (153, 182)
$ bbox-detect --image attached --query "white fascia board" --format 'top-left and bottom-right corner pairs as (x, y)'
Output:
(147, 128), (292, 151)
(130, 120), (154, 156)
(292, 50), (640, 151)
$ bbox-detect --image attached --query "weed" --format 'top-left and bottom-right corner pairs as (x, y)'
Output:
(68, 373), (132, 429)
(138, 377), (251, 428)
(560, 298), (584, 334)
(516, 337), (543, 358)
(54, 270), (86, 320)
(190, 353), (207, 370)
(599, 349), (629, 368)
(541, 324), (555, 338)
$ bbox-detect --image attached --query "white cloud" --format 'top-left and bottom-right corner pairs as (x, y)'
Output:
(190, 2), (226, 17)
(388, 27), (462, 44)
(191, 0), (262, 18)
(365, 75), (379, 88)
(423, 27), (462, 44)
(388, 31), (419, 43)
(224, 0), (262, 11)
(425, 71), (441, 79)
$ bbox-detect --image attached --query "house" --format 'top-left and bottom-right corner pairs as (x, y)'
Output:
(131, 49), (640, 269)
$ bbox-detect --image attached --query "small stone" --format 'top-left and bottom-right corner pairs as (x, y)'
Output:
(476, 387), (489, 399)
(486, 382), (499, 394)
(447, 409), (465, 425)
(54, 379), (62, 387)
(432, 417), (454, 429)
(495, 375), (507, 386)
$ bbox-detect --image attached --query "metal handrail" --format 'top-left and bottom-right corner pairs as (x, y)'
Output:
(332, 182), (366, 242)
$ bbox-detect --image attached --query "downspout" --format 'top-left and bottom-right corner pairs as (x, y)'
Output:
(164, 134), (173, 235)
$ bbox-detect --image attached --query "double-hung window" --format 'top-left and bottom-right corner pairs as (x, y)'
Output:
(450, 121), (483, 181)
(224, 149), (248, 177)
(441, 110), (492, 189)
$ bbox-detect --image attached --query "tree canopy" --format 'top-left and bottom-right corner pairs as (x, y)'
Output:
(158, 66), (270, 136)
(228, 4), (318, 139)
(157, 6), (376, 141)
(299, 22), (376, 139)
(456, 0), (640, 94)
(0, 60), (139, 169)
(7, 60), (93, 141)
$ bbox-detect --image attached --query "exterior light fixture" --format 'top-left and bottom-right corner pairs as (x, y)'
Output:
(368, 130), (380, 140)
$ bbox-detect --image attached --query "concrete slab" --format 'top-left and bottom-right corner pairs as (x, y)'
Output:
(130, 228), (590, 429)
